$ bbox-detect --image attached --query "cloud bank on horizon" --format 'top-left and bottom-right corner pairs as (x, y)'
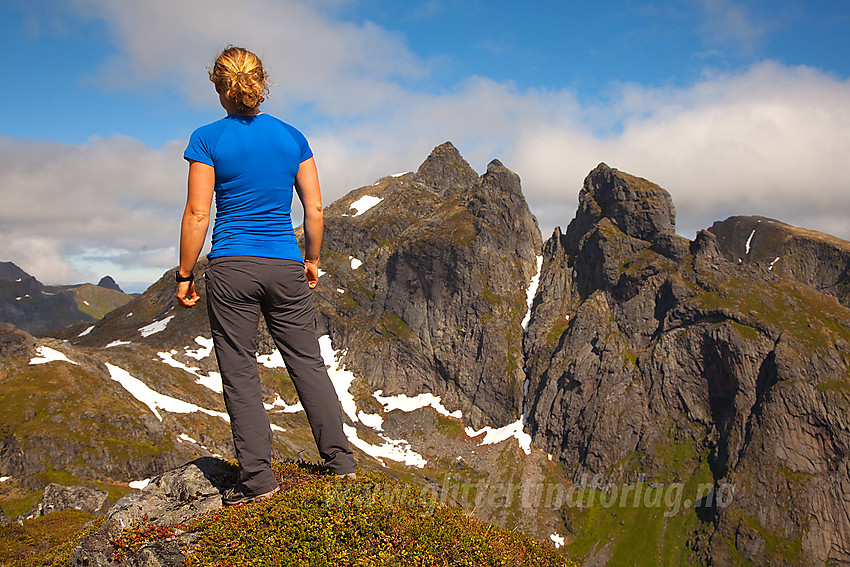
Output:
(2, 0), (849, 292)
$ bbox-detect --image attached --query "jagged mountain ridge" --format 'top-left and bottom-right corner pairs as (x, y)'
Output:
(1, 143), (849, 565)
(524, 164), (850, 565)
(0, 263), (132, 334)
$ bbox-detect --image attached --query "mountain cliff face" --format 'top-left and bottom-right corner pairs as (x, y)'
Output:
(708, 215), (850, 308)
(525, 164), (850, 565)
(314, 142), (542, 430)
(1, 144), (848, 566)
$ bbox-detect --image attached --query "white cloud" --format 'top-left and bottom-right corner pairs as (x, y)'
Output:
(74, 0), (424, 116)
(0, 136), (186, 285)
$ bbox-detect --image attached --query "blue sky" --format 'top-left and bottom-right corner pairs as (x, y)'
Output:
(2, 0), (849, 292)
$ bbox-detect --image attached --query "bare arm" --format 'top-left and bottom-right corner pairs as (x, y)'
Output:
(175, 160), (214, 307)
(294, 156), (323, 289)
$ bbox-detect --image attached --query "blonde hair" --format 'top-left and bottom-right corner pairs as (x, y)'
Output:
(209, 46), (268, 114)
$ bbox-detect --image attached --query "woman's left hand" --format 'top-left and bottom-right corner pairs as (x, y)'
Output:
(304, 259), (320, 289)
(175, 280), (200, 307)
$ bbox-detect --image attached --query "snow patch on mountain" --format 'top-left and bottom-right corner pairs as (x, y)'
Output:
(139, 315), (175, 338)
(185, 336), (214, 360)
(105, 362), (230, 423)
(465, 419), (532, 455)
(343, 424), (427, 468)
(158, 350), (223, 394)
(521, 255), (543, 329)
(347, 195), (383, 217)
(373, 390), (461, 419)
(29, 346), (78, 365)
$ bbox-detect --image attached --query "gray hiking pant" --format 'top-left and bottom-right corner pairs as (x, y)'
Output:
(205, 256), (355, 495)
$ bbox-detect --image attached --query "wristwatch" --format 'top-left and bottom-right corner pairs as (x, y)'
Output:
(175, 270), (194, 283)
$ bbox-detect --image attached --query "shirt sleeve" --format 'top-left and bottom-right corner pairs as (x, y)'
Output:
(282, 122), (314, 163)
(183, 126), (215, 166)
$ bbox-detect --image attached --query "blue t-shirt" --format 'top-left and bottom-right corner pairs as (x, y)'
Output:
(183, 113), (314, 261)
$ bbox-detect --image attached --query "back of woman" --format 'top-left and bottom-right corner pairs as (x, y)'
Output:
(175, 46), (356, 506)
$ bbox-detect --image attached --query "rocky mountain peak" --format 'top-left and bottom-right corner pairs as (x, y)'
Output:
(565, 162), (677, 254)
(97, 275), (123, 293)
(413, 141), (479, 192)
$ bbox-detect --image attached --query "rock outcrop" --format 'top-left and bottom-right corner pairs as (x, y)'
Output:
(72, 457), (234, 567)
(525, 164), (850, 566)
(314, 142), (542, 429)
(708, 215), (850, 307)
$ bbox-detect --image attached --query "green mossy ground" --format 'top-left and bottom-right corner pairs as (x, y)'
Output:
(97, 461), (578, 567)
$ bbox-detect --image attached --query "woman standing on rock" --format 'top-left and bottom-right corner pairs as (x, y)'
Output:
(174, 46), (355, 506)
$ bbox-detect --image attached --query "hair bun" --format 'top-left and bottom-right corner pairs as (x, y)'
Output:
(209, 46), (268, 113)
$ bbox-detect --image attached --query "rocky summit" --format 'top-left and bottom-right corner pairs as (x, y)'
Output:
(1, 144), (849, 566)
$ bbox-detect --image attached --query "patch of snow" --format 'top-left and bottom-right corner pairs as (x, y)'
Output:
(105, 362), (230, 423)
(745, 229), (756, 254)
(270, 424), (286, 432)
(264, 394), (303, 413)
(126, 312), (133, 317)
(15, 278), (21, 282)
(158, 351), (223, 394)
(357, 411), (384, 430)
(337, 288), (345, 294)
(319, 335), (429, 467)
(550, 533), (565, 548)
(106, 340), (131, 348)
(0, 476), (10, 482)
(185, 336), (214, 360)
(15, 297), (21, 301)
(521, 255), (544, 329)
(78, 325), (95, 337)
(465, 418), (532, 455)
(391, 172), (411, 177)
(29, 346), (78, 365)
(373, 390), (462, 419)
(343, 424), (427, 468)
(139, 315), (175, 338)
(347, 195), (383, 217)
(349, 256), (362, 270)
(317, 269), (326, 278)
(178, 434), (198, 444)
(129, 479), (150, 490)
(83, 300), (90, 306)
(257, 350), (285, 369)
(769, 257), (780, 271)
(318, 335), (359, 423)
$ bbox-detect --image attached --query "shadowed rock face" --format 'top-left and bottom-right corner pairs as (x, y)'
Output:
(314, 142), (543, 429)
(708, 215), (850, 307)
(526, 164), (850, 566)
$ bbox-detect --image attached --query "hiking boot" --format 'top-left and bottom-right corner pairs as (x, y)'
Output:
(222, 484), (280, 507)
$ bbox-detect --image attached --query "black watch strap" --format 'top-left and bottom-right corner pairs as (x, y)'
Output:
(175, 270), (194, 283)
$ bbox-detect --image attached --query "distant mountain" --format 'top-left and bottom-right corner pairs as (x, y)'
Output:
(0, 263), (133, 334)
(97, 275), (123, 293)
(2, 144), (849, 566)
